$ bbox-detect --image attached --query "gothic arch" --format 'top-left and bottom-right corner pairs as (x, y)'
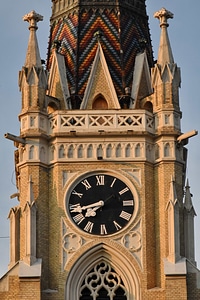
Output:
(59, 144), (65, 158)
(164, 142), (171, 157)
(87, 144), (93, 158)
(92, 94), (108, 110)
(106, 143), (112, 158)
(29, 145), (35, 159)
(65, 243), (141, 300)
(135, 143), (141, 158)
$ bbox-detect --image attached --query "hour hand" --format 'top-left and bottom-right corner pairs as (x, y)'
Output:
(82, 200), (104, 211)
(70, 200), (104, 213)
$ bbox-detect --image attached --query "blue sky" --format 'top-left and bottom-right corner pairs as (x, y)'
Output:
(0, 1), (199, 277)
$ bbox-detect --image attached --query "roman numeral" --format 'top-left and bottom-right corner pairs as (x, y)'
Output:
(81, 179), (92, 190)
(84, 221), (94, 233)
(123, 200), (134, 206)
(69, 203), (80, 211)
(113, 220), (122, 231)
(96, 175), (105, 186)
(120, 211), (132, 221)
(73, 213), (85, 225)
(71, 190), (83, 198)
(119, 187), (129, 195)
(110, 177), (117, 188)
(100, 224), (107, 235)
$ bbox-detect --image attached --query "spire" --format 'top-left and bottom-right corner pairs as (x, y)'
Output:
(154, 8), (174, 65)
(184, 179), (196, 213)
(18, 11), (47, 112)
(47, 1), (153, 106)
(23, 10), (43, 68)
(151, 8), (181, 113)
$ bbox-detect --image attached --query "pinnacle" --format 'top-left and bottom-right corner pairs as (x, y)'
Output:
(154, 7), (174, 65)
(23, 11), (43, 69)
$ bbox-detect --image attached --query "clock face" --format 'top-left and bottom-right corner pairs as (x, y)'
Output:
(66, 173), (135, 236)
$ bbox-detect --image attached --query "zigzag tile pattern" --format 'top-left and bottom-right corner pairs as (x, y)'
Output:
(78, 9), (121, 95)
(120, 11), (153, 89)
(48, 14), (78, 89)
(47, 8), (153, 99)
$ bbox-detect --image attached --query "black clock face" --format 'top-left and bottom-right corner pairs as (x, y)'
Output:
(67, 173), (135, 236)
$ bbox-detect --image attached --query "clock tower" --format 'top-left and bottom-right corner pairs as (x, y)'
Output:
(0, 1), (200, 300)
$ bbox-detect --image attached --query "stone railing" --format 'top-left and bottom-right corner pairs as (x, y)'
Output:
(48, 110), (154, 134)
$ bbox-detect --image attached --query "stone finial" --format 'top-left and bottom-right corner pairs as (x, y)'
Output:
(154, 8), (174, 65)
(23, 11), (43, 68)
(154, 8), (173, 28)
(23, 10), (43, 30)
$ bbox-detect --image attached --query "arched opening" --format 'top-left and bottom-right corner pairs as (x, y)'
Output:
(67, 145), (74, 158)
(87, 144), (93, 158)
(59, 144), (65, 158)
(65, 243), (141, 300)
(164, 143), (171, 157)
(29, 145), (34, 159)
(78, 144), (84, 158)
(116, 144), (122, 157)
(92, 95), (108, 110)
(125, 144), (131, 158)
(135, 144), (141, 158)
(47, 101), (59, 114)
(143, 101), (153, 113)
(106, 144), (112, 158)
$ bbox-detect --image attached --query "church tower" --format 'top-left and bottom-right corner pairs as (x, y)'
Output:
(0, 1), (200, 300)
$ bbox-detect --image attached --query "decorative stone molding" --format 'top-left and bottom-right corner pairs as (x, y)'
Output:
(120, 220), (143, 268)
(62, 218), (84, 269)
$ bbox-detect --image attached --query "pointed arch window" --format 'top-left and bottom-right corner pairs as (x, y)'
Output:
(97, 144), (103, 158)
(135, 143), (141, 157)
(78, 145), (84, 158)
(40, 146), (46, 162)
(116, 144), (122, 157)
(125, 144), (131, 158)
(164, 143), (171, 157)
(87, 144), (93, 158)
(106, 144), (112, 158)
(59, 145), (65, 158)
(65, 243), (141, 300)
(68, 145), (74, 158)
(29, 146), (34, 159)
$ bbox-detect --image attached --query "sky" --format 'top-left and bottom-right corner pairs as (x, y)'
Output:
(0, 0), (199, 278)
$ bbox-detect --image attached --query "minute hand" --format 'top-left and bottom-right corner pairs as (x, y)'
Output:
(103, 194), (114, 204)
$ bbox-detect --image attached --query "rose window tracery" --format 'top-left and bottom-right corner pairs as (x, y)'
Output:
(80, 261), (127, 300)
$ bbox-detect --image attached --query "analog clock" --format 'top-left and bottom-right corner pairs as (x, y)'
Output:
(66, 173), (135, 235)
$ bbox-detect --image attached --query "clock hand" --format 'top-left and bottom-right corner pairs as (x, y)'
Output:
(85, 195), (114, 217)
(103, 194), (114, 204)
(70, 200), (104, 213)
(82, 200), (104, 211)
